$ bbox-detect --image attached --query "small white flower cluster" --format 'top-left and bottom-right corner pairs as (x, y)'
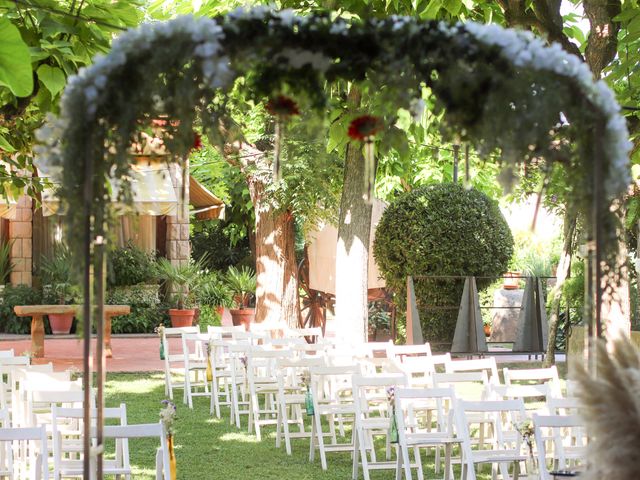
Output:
(33, 112), (68, 180)
(276, 47), (332, 73)
(463, 21), (632, 199)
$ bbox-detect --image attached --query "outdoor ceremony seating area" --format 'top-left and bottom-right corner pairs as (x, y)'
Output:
(156, 324), (585, 480)
(0, 350), (171, 479)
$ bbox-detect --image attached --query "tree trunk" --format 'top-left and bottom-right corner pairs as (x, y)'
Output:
(335, 87), (372, 343)
(544, 213), (575, 367)
(221, 136), (300, 328)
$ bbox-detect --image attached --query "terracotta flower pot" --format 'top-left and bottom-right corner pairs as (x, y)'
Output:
(503, 272), (521, 290)
(169, 309), (196, 328)
(230, 308), (255, 331)
(484, 324), (491, 337)
(49, 313), (74, 335)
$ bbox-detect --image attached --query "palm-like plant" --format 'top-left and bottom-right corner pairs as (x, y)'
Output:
(156, 256), (206, 310)
(225, 266), (256, 309)
(40, 245), (78, 305)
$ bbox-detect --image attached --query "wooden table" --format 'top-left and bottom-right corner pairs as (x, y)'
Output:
(14, 305), (130, 358)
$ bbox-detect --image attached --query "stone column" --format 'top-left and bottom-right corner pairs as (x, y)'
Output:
(10, 195), (33, 286)
(165, 161), (190, 266)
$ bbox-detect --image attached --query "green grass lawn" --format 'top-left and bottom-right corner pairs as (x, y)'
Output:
(105, 362), (566, 479)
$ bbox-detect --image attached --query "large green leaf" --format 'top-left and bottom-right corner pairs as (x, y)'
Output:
(0, 18), (33, 97)
(37, 64), (66, 97)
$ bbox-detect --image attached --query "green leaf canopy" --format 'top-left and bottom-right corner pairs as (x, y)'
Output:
(0, 18), (33, 97)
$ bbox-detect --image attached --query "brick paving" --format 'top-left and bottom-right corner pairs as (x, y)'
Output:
(0, 335), (179, 372)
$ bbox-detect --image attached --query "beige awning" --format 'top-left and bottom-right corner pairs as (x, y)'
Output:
(190, 176), (225, 221)
(42, 163), (178, 217)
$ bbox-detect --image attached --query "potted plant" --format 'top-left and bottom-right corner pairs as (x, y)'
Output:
(40, 246), (79, 334)
(483, 318), (492, 337)
(196, 272), (233, 316)
(225, 266), (256, 331)
(156, 257), (205, 328)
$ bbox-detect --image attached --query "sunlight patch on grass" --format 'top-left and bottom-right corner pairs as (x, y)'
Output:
(219, 432), (261, 443)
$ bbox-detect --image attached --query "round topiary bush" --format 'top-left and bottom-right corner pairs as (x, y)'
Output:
(373, 183), (514, 343)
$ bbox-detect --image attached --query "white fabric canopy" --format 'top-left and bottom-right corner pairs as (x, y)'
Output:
(306, 198), (386, 295)
(42, 163), (178, 217)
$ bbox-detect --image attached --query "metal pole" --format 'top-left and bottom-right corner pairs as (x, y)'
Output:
(588, 121), (605, 374)
(464, 144), (470, 188)
(452, 144), (460, 183)
(95, 232), (106, 480)
(82, 142), (94, 478)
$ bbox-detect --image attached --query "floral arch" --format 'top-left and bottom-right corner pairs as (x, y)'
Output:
(36, 7), (630, 474)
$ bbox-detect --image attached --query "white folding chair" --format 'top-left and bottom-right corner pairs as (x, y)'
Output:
(545, 396), (581, 416)
(308, 364), (361, 470)
(445, 357), (499, 384)
(455, 399), (528, 480)
(533, 414), (586, 480)
(181, 332), (210, 409)
(101, 423), (170, 480)
(287, 327), (323, 343)
(389, 343), (432, 363)
(503, 366), (561, 397)
(397, 356), (435, 389)
(394, 386), (461, 480)
(52, 404), (130, 479)
(246, 348), (293, 440)
(161, 326), (199, 401)
(0, 350), (15, 358)
(275, 356), (326, 455)
(227, 344), (252, 429)
(351, 373), (408, 480)
(208, 339), (233, 419)
(488, 383), (551, 414)
(0, 425), (49, 479)
(432, 371), (490, 401)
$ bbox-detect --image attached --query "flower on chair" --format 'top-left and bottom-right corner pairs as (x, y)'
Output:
(160, 400), (177, 435)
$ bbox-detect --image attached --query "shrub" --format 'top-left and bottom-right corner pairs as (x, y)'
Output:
(191, 222), (252, 271)
(108, 242), (157, 287)
(373, 183), (513, 343)
(0, 285), (43, 334)
(107, 284), (166, 333)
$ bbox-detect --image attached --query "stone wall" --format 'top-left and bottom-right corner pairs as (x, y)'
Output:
(10, 195), (33, 286)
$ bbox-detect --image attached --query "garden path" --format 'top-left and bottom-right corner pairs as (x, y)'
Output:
(0, 331), (564, 373)
(0, 335), (175, 372)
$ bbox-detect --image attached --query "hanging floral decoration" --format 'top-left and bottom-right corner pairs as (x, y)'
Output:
(35, 8), (631, 291)
(265, 95), (300, 180)
(348, 115), (383, 202)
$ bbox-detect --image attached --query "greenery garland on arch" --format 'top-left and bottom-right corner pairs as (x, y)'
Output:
(35, 7), (630, 285)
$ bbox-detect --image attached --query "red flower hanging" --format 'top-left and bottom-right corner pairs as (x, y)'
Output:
(192, 133), (203, 150)
(265, 95), (300, 117)
(348, 115), (383, 141)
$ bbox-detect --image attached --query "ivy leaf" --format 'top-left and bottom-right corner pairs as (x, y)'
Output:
(0, 18), (33, 97)
(37, 64), (66, 98)
(0, 134), (16, 153)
